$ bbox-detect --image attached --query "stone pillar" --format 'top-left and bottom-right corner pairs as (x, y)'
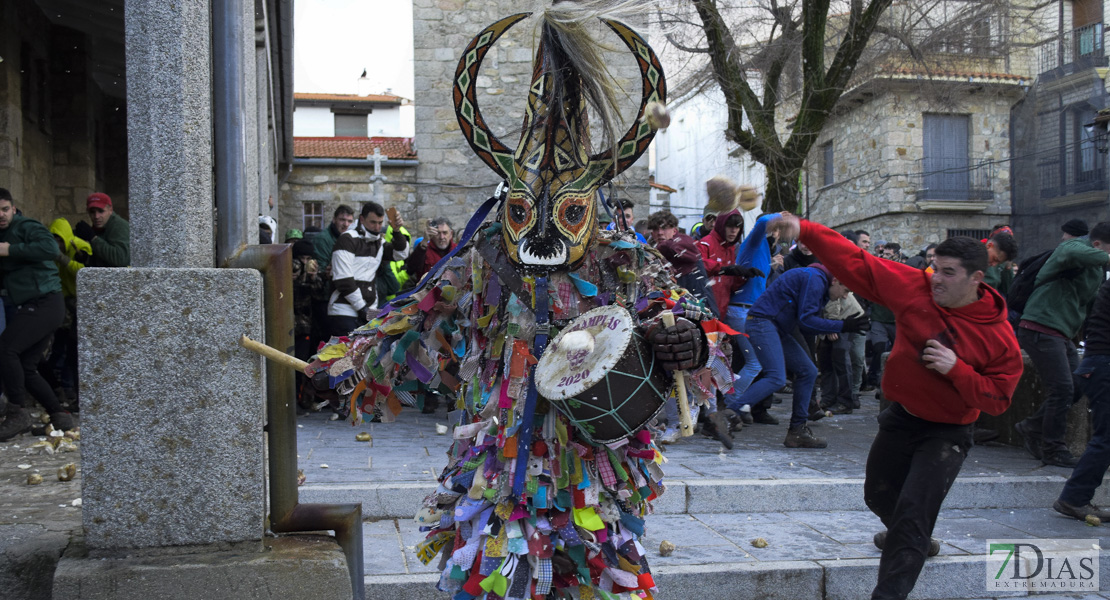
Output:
(78, 0), (267, 552)
(125, 0), (215, 268)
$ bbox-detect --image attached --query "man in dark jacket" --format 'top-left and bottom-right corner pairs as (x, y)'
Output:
(1013, 222), (1110, 467)
(724, 262), (869, 448)
(1054, 277), (1110, 521)
(0, 188), (74, 440)
(313, 204), (356, 272)
(74, 193), (130, 267)
(405, 217), (457, 284)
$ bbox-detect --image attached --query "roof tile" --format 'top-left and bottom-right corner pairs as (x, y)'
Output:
(293, 137), (417, 160)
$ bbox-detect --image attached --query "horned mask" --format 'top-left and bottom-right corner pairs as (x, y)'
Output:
(453, 9), (666, 272)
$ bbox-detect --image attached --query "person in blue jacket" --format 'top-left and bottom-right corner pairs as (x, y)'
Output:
(725, 262), (870, 448)
(719, 213), (779, 425)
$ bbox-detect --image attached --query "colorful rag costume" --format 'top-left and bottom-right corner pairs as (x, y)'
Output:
(308, 6), (732, 598)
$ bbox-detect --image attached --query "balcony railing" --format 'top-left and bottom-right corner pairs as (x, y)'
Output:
(914, 157), (995, 201)
(1039, 22), (1107, 74)
(1039, 142), (1107, 199)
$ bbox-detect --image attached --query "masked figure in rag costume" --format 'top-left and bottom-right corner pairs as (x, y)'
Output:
(307, 3), (736, 597)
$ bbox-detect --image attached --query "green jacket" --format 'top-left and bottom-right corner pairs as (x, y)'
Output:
(983, 263), (1014, 296)
(1022, 238), (1109, 338)
(0, 215), (63, 305)
(314, 222), (343, 271)
(88, 213), (130, 267)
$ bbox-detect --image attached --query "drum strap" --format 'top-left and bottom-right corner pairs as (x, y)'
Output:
(474, 235), (535, 318)
(513, 275), (550, 500)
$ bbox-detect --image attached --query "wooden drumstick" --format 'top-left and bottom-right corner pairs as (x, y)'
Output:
(239, 335), (310, 373)
(660, 311), (695, 438)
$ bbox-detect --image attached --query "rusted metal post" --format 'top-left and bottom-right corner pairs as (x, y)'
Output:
(230, 245), (364, 600)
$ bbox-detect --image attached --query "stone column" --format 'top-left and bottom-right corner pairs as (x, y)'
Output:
(125, 0), (216, 269)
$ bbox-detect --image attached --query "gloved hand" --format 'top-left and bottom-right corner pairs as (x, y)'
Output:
(721, 265), (765, 279)
(360, 306), (376, 323)
(842, 314), (871, 334)
(74, 221), (95, 242)
(648, 317), (705, 371)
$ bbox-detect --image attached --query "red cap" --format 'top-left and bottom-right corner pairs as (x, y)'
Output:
(86, 193), (112, 210)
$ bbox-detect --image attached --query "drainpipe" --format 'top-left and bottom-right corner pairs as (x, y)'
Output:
(214, 0), (249, 266)
(214, 2), (365, 597)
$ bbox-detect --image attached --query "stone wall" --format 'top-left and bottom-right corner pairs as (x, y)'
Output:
(411, 0), (652, 227)
(280, 163), (421, 233)
(806, 82), (1019, 242)
(0, 1), (129, 225)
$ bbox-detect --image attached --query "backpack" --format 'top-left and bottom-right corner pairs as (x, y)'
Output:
(1005, 250), (1053, 319)
(1006, 248), (1084, 324)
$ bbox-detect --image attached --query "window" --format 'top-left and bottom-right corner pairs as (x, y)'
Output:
(821, 142), (834, 186)
(334, 113), (367, 137)
(947, 228), (991, 240)
(303, 202), (323, 230)
(923, 114), (970, 200)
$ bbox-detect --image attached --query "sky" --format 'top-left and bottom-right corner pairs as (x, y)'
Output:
(294, 0), (415, 100)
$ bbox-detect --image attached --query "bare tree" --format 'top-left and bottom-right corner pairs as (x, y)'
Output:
(659, 0), (1044, 213)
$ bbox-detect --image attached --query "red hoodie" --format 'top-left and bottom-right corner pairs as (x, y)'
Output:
(696, 209), (745, 312)
(800, 220), (1022, 424)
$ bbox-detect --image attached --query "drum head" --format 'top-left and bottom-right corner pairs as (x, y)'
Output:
(536, 305), (634, 400)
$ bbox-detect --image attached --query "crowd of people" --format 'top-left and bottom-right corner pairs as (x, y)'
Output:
(639, 194), (1035, 454)
(0, 188), (130, 441)
(281, 202), (459, 416)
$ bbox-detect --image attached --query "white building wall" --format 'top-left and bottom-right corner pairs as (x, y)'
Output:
(367, 108), (402, 136)
(293, 106), (336, 137)
(653, 87), (767, 235)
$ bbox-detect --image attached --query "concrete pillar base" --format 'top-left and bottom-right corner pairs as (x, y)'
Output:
(52, 535), (352, 600)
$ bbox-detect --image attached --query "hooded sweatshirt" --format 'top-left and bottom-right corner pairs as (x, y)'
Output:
(749, 263), (845, 336)
(696, 209), (744, 312)
(800, 220), (1021, 424)
(50, 218), (92, 298)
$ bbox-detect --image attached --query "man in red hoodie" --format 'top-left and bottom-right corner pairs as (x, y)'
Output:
(773, 215), (1022, 600)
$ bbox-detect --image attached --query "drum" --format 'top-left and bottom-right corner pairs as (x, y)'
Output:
(535, 305), (670, 444)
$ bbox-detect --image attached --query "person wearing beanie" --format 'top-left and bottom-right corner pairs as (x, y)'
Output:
(1062, 219), (1090, 240)
(74, 192), (130, 267)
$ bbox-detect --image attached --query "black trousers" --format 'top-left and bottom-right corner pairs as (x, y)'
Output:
(0, 292), (65, 413)
(866, 403), (973, 600)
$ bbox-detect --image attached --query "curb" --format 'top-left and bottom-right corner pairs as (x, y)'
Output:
(301, 475), (1101, 520)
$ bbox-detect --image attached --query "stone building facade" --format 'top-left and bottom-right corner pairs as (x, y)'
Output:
(411, 0), (653, 229)
(806, 78), (1027, 252)
(0, 0), (129, 225)
(281, 136), (419, 234)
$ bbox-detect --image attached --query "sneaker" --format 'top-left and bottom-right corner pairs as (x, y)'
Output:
(1053, 499), (1110, 522)
(1042, 450), (1080, 468)
(659, 428), (680, 445)
(0, 408), (32, 442)
(873, 530), (941, 556)
(1013, 420), (1043, 461)
(739, 411), (754, 425)
(784, 425), (827, 448)
(751, 411), (779, 425)
(707, 411), (734, 449)
(828, 403), (854, 415)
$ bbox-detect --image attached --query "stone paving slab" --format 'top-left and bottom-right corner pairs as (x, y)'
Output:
(362, 507), (1110, 599)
